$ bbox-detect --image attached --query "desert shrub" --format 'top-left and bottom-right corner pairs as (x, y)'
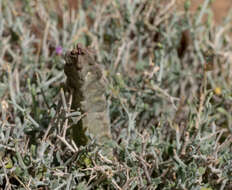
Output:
(0, 0), (231, 189)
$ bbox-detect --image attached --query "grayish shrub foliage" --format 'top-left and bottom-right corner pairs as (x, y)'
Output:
(0, 0), (231, 189)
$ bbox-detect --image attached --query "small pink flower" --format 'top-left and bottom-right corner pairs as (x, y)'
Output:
(55, 46), (62, 55)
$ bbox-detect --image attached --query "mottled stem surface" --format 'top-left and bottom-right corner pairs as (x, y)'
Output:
(64, 44), (112, 154)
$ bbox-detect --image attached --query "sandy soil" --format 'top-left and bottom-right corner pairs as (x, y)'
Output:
(177, 0), (232, 24)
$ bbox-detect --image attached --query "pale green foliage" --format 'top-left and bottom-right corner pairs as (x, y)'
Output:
(0, 0), (231, 189)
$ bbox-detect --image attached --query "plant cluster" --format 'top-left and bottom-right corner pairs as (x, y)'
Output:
(0, 0), (231, 189)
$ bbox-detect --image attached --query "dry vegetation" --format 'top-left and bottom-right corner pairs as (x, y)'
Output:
(0, 0), (232, 189)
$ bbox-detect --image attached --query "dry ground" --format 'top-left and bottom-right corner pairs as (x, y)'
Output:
(42, 0), (232, 25)
(180, 0), (232, 24)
